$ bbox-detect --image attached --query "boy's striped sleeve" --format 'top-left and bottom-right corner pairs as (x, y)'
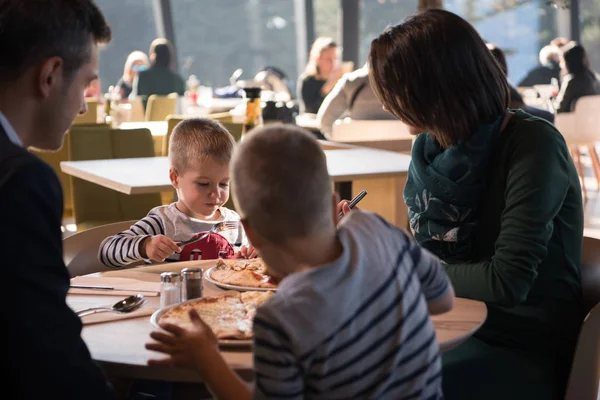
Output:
(97, 214), (165, 268)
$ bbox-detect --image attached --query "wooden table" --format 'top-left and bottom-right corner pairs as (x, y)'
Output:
(60, 143), (412, 227)
(70, 260), (487, 383)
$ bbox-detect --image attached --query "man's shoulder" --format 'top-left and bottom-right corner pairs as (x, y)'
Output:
(0, 142), (56, 189)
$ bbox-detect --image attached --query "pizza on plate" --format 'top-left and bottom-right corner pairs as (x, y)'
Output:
(210, 258), (279, 289)
(158, 291), (274, 339)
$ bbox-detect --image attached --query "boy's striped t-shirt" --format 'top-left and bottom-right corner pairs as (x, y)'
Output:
(252, 211), (449, 400)
(98, 203), (246, 268)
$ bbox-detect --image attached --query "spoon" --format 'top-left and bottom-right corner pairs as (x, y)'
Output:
(75, 294), (146, 318)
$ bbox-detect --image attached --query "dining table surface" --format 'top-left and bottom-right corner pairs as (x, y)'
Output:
(69, 259), (488, 383)
(60, 144), (412, 196)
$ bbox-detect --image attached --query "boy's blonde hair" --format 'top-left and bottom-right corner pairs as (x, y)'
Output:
(168, 118), (236, 172)
(231, 124), (333, 244)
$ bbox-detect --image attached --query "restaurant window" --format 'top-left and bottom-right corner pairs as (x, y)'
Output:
(94, 0), (157, 94)
(359, 0), (415, 65)
(447, 0), (564, 85)
(171, 0), (298, 95)
(581, 0), (600, 73)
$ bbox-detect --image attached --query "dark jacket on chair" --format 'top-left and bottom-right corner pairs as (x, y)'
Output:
(0, 126), (114, 399)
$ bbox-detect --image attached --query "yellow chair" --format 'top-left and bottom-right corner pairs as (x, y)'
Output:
(129, 96), (145, 122)
(145, 93), (178, 122)
(111, 128), (162, 219)
(74, 99), (99, 124)
(221, 121), (243, 142)
(164, 114), (186, 156)
(68, 125), (161, 230)
(68, 124), (120, 230)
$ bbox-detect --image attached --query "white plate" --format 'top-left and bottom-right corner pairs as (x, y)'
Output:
(150, 299), (252, 347)
(204, 265), (278, 292)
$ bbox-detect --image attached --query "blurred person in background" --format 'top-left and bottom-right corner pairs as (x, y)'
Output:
(317, 63), (395, 137)
(555, 41), (600, 113)
(115, 50), (149, 102)
(517, 44), (561, 87)
(297, 37), (346, 114)
(487, 43), (554, 123)
(132, 38), (185, 108)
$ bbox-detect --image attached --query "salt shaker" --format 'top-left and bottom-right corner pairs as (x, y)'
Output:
(160, 272), (182, 308)
(182, 267), (203, 301)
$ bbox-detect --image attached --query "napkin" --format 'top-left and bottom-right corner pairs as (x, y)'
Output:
(79, 304), (155, 326)
(69, 276), (160, 297)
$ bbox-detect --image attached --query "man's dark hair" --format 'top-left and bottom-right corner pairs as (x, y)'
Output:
(0, 0), (111, 82)
(369, 9), (509, 148)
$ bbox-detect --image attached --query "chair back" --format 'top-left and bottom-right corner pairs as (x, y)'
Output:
(565, 304), (600, 400)
(63, 220), (140, 277)
(129, 96), (146, 122)
(68, 125), (121, 228)
(582, 236), (600, 312)
(575, 96), (600, 144)
(68, 125), (161, 229)
(145, 93), (178, 121)
(74, 99), (98, 124)
(555, 112), (578, 144)
(164, 115), (186, 156)
(111, 128), (162, 220)
(221, 121), (243, 142)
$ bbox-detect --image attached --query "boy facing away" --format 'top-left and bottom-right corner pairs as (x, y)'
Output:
(98, 118), (256, 268)
(146, 125), (454, 399)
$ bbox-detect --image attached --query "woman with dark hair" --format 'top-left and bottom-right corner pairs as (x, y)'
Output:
(367, 9), (583, 400)
(555, 42), (600, 113)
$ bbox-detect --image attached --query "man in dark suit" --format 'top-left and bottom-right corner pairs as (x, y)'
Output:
(131, 38), (186, 109)
(0, 1), (114, 398)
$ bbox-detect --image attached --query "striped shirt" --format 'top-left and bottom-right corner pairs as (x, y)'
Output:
(98, 203), (247, 268)
(253, 211), (449, 400)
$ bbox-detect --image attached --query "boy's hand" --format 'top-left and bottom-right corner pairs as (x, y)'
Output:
(336, 200), (357, 221)
(235, 245), (259, 259)
(146, 309), (220, 375)
(141, 235), (181, 262)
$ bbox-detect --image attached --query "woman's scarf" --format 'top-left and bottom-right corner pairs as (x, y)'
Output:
(404, 114), (505, 262)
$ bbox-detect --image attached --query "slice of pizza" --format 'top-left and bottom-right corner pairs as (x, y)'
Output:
(241, 290), (275, 320)
(212, 259), (279, 289)
(159, 292), (251, 339)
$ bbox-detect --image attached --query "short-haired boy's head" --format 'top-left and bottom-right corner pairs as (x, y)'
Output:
(232, 125), (333, 244)
(168, 118), (235, 172)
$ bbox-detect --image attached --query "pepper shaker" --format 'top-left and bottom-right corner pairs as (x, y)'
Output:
(160, 272), (182, 308)
(182, 267), (203, 301)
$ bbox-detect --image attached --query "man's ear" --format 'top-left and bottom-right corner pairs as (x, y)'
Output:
(169, 167), (179, 188)
(241, 219), (263, 249)
(38, 57), (64, 99)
